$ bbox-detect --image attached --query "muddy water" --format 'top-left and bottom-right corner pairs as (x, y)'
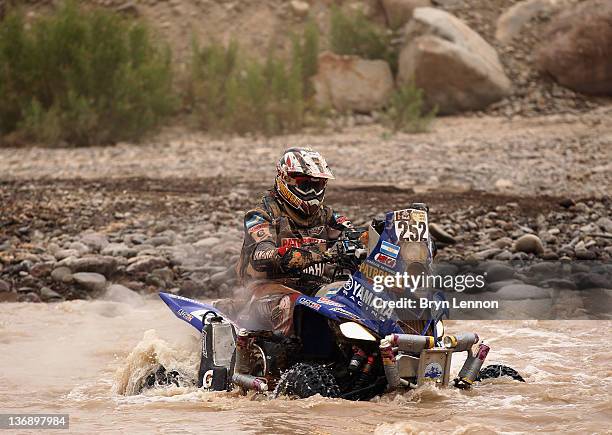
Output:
(1, 293), (610, 434)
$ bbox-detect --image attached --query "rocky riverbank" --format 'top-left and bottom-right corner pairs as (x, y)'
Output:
(0, 177), (610, 305)
(1, 111), (610, 304)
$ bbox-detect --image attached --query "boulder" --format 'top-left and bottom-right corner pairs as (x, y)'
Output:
(126, 256), (168, 274)
(397, 7), (511, 114)
(290, 0), (310, 18)
(80, 232), (109, 252)
(40, 287), (64, 302)
(51, 266), (73, 283)
(513, 234), (544, 255)
(536, 0), (612, 95)
(73, 272), (107, 293)
(381, 0), (431, 29)
(313, 51), (394, 112)
(58, 255), (118, 276)
(102, 243), (137, 258)
(495, 0), (563, 44)
(429, 223), (456, 244)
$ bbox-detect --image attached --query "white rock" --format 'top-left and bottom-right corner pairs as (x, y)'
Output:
(313, 51), (394, 112)
(397, 7), (511, 114)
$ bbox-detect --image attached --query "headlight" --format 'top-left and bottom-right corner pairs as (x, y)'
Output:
(436, 320), (444, 339)
(339, 322), (376, 341)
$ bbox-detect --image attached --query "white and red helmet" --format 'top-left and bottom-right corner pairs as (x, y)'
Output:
(275, 147), (335, 217)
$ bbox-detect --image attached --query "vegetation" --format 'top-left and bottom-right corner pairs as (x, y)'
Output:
(0, 1), (175, 146)
(0, 1), (435, 145)
(188, 22), (320, 136)
(384, 82), (437, 133)
(329, 6), (398, 74)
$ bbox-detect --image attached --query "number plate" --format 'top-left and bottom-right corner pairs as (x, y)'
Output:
(394, 209), (429, 242)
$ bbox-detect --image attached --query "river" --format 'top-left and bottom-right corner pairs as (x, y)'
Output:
(1, 292), (610, 434)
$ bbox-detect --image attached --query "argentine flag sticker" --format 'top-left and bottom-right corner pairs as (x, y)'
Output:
(380, 240), (400, 259)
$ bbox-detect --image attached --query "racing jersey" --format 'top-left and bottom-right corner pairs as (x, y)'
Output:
(237, 191), (352, 291)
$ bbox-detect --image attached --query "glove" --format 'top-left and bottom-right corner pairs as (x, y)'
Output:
(278, 246), (324, 272)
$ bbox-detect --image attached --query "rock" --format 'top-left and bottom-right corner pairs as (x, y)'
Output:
(381, 0), (431, 29)
(0, 279), (10, 292)
(559, 198), (575, 209)
(514, 234), (544, 255)
(541, 279), (577, 290)
(0, 291), (18, 302)
(596, 216), (612, 233)
(103, 284), (141, 305)
(193, 237), (221, 249)
(575, 247), (596, 260)
(290, 0), (310, 17)
(429, 223), (456, 244)
(397, 7), (511, 114)
(54, 249), (80, 260)
(73, 272), (107, 292)
(68, 241), (91, 255)
(51, 266), (73, 283)
(59, 255), (118, 276)
(497, 284), (551, 300)
(126, 256), (168, 274)
(495, 0), (562, 44)
(102, 243), (137, 258)
(492, 237), (513, 249)
(494, 178), (513, 190)
(29, 262), (54, 278)
(19, 292), (41, 303)
(572, 272), (610, 289)
(486, 264), (516, 282)
(488, 279), (524, 292)
(146, 236), (172, 247)
(313, 51), (394, 112)
(80, 232), (109, 252)
(473, 248), (502, 260)
(536, 0), (612, 95)
(40, 287), (64, 302)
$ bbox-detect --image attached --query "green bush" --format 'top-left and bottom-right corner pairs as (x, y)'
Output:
(329, 6), (398, 73)
(189, 24), (320, 136)
(0, 2), (175, 146)
(384, 82), (437, 133)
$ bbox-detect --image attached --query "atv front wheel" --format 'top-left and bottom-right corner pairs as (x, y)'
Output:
(478, 364), (525, 382)
(274, 363), (340, 399)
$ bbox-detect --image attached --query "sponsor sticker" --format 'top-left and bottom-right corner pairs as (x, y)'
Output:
(317, 297), (345, 308)
(246, 214), (266, 230)
(424, 362), (443, 380)
(253, 249), (277, 261)
(299, 298), (321, 311)
(380, 240), (400, 259)
(281, 237), (326, 248)
(374, 252), (396, 268)
(329, 307), (360, 320)
(177, 308), (193, 322)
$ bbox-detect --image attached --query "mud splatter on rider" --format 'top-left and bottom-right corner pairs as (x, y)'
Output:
(236, 147), (353, 334)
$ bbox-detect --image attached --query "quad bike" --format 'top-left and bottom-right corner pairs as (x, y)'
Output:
(157, 204), (524, 399)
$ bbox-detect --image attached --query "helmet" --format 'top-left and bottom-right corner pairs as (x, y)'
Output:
(275, 147), (335, 217)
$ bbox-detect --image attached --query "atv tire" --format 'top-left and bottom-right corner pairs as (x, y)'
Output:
(274, 363), (341, 399)
(478, 364), (525, 382)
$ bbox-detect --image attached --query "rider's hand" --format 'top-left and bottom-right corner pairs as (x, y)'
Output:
(277, 246), (323, 272)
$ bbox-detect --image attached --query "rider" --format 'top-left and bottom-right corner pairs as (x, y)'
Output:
(236, 147), (353, 333)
